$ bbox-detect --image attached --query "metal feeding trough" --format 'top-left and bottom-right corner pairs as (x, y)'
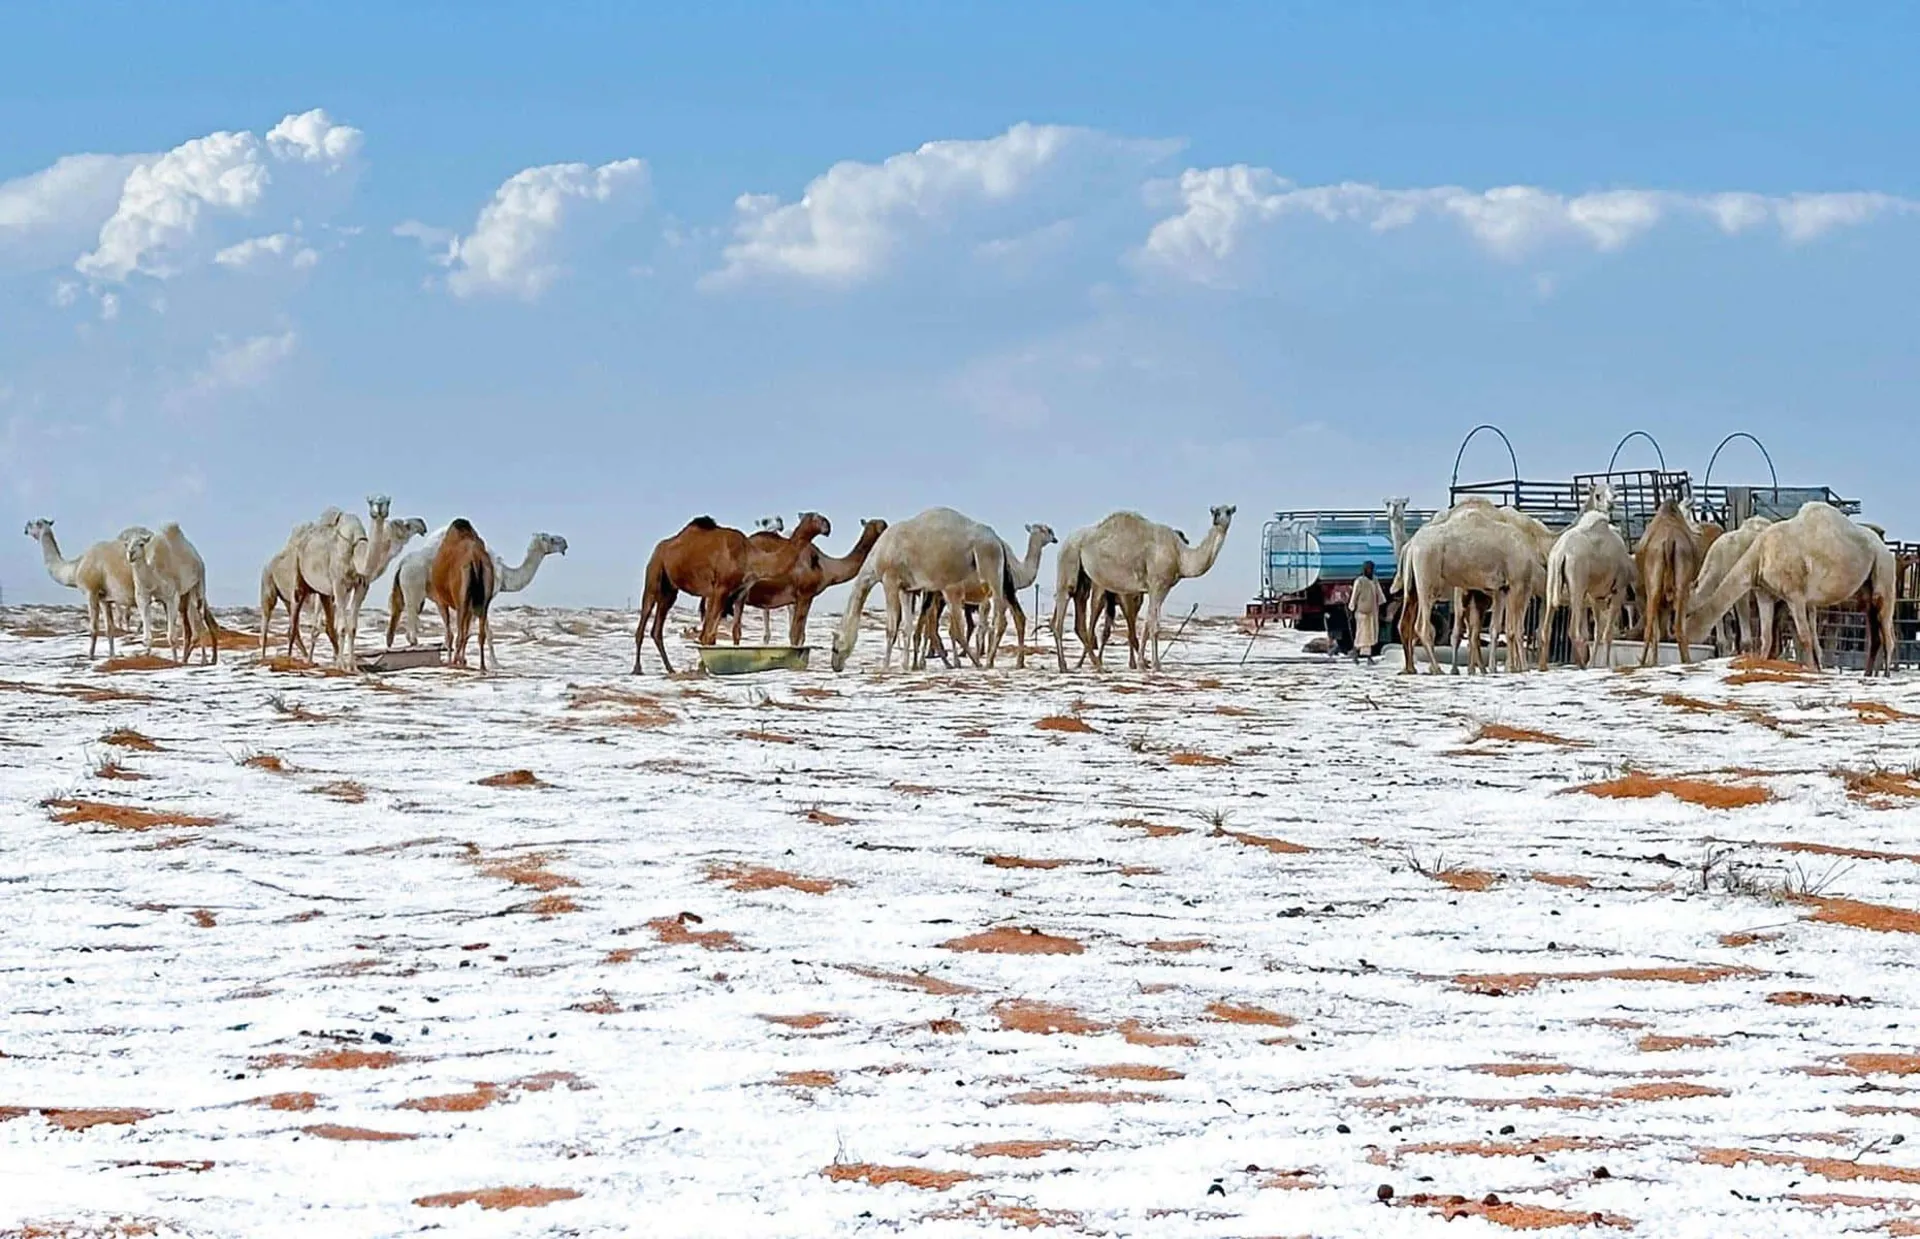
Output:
(697, 645), (812, 676)
(353, 644), (445, 673)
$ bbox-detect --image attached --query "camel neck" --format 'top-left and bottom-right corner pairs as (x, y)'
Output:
(499, 545), (548, 593)
(1178, 524), (1228, 579)
(36, 530), (78, 587)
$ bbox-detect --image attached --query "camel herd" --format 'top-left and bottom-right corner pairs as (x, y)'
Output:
(1393, 483), (1900, 676)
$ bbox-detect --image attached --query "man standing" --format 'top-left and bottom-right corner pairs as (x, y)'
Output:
(1349, 560), (1385, 663)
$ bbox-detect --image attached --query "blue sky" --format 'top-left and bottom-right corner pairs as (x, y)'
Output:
(3, 1), (1916, 609)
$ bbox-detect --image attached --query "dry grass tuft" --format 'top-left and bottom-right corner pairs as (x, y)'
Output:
(477, 769), (548, 788)
(308, 780), (366, 804)
(706, 863), (839, 895)
(1454, 965), (1760, 995)
(1472, 722), (1585, 747)
(942, 926), (1084, 955)
(188, 909), (216, 929)
(1035, 715), (1094, 733)
(242, 752), (289, 772)
(1206, 1000), (1295, 1027)
(41, 798), (215, 831)
(100, 728), (159, 751)
(1573, 772), (1772, 809)
(823, 1163), (972, 1191)
(412, 1186), (583, 1210)
(95, 654), (177, 673)
(512, 894), (580, 917)
(1167, 751), (1230, 767)
(647, 914), (741, 951)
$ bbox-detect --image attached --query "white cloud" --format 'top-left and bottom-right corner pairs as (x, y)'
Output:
(441, 158), (649, 299)
(214, 232), (320, 271)
(1140, 165), (1919, 283)
(188, 331), (298, 396)
(76, 109), (361, 282)
(393, 219), (454, 249)
(709, 122), (1178, 288)
(0, 153), (148, 271)
(98, 292), (119, 321)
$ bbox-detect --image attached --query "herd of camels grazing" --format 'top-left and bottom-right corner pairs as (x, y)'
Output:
(19, 481), (1899, 679)
(1390, 482), (1900, 677)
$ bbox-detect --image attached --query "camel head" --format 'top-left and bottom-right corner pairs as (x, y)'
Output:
(534, 533), (569, 556)
(1585, 482), (1616, 517)
(830, 631), (851, 673)
(795, 511), (832, 541)
(23, 518), (52, 541)
(1384, 496), (1409, 517)
(1210, 504), (1237, 529)
(366, 494), (392, 523)
(123, 531), (152, 563)
(390, 517), (430, 542)
(1024, 522), (1059, 549)
(754, 515), (785, 534)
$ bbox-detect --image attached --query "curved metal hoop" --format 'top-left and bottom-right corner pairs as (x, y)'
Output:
(1450, 424), (1520, 489)
(1605, 429), (1668, 474)
(1703, 432), (1780, 500)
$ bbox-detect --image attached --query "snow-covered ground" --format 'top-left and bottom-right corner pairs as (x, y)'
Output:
(4, 602), (1920, 1238)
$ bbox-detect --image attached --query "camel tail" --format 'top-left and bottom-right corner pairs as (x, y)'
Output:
(1545, 541), (1568, 612)
(465, 555), (493, 618)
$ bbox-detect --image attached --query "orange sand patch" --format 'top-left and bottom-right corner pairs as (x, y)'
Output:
(100, 729), (159, 751)
(303, 1124), (416, 1142)
(927, 1196), (1085, 1229)
(0, 1220), (168, 1237)
(965, 1140), (1082, 1159)
(1432, 868), (1501, 892)
(1115, 817), (1191, 838)
(1848, 700), (1920, 724)
(241, 753), (289, 773)
(1532, 872), (1594, 889)
(309, 780), (366, 803)
(777, 1071), (837, 1089)
(42, 799), (215, 831)
(1035, 715), (1093, 733)
(1454, 965), (1760, 995)
(513, 894), (579, 917)
(983, 855), (1072, 870)
(942, 927), (1083, 955)
(476, 852), (579, 892)
(841, 965), (975, 996)
(399, 1084), (503, 1113)
(1395, 1137), (1610, 1158)
(414, 1186), (583, 1210)
(1206, 1001), (1295, 1027)
(1777, 839), (1920, 864)
(251, 1092), (318, 1112)
(1402, 1194), (1635, 1230)
(707, 863), (838, 895)
(1720, 931), (1782, 947)
(477, 769), (547, 788)
(188, 909), (216, 929)
(0, 1109), (157, 1132)
(1611, 1081), (1727, 1101)
(1083, 1064), (1184, 1081)
(254, 1049), (401, 1071)
(1144, 938), (1210, 953)
(928, 1018), (963, 1034)
(1213, 827), (1309, 854)
(95, 654), (177, 673)
(570, 994), (621, 1014)
(1796, 895), (1920, 934)
(1573, 772), (1771, 809)
(567, 686), (676, 727)
(1167, 751), (1230, 767)
(1838, 1054), (1920, 1076)
(804, 808), (852, 825)
(1118, 1019), (1197, 1048)
(1005, 1089), (1160, 1105)
(993, 1000), (1105, 1036)
(1471, 1062), (1572, 1077)
(735, 729), (796, 744)
(1768, 991), (1862, 1007)
(1473, 723), (1586, 747)
(760, 1013), (839, 1030)
(823, 1163), (972, 1191)
(1638, 1035), (1719, 1052)
(1699, 1147), (1920, 1185)
(91, 761), (147, 781)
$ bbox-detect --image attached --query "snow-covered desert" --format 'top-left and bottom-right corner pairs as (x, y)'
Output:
(4, 604), (1920, 1238)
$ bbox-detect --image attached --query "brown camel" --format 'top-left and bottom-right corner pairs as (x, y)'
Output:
(429, 519), (496, 671)
(634, 513), (831, 674)
(731, 517), (889, 646)
(1636, 500), (1703, 665)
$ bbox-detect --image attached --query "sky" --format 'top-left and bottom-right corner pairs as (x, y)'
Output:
(2, 1), (1916, 611)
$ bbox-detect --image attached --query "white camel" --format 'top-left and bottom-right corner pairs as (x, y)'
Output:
(260, 507), (348, 659)
(24, 520), (153, 658)
(1685, 502), (1897, 676)
(830, 507), (1016, 673)
(1541, 502), (1634, 669)
(387, 529), (569, 651)
(1692, 516), (1775, 656)
(912, 523), (1057, 667)
(125, 524), (219, 664)
(1398, 506), (1542, 675)
(1051, 505), (1235, 672)
(291, 497), (425, 669)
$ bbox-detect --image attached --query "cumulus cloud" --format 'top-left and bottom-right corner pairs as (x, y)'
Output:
(190, 331), (297, 395)
(709, 122), (1178, 288)
(75, 108), (361, 282)
(440, 158), (649, 299)
(214, 232), (320, 271)
(0, 153), (148, 271)
(1140, 165), (1918, 282)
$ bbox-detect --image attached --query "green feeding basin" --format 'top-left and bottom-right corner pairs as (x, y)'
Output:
(697, 645), (813, 676)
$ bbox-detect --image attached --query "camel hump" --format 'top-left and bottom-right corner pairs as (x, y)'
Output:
(449, 518), (477, 536)
(688, 516), (719, 531)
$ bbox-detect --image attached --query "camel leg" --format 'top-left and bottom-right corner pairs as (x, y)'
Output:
(477, 607), (490, 674)
(1787, 599), (1820, 671)
(1569, 593), (1591, 669)
(260, 590), (277, 660)
(1075, 587), (1103, 672)
(1050, 585), (1073, 673)
(788, 599), (813, 649)
(1639, 581), (1662, 667)
(651, 584), (678, 674)
(947, 590), (978, 668)
(1140, 588), (1167, 672)
(86, 594), (101, 659)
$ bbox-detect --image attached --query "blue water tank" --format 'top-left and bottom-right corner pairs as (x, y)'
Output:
(1265, 513), (1415, 595)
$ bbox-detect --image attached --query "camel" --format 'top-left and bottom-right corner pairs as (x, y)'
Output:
(633, 513), (829, 674)
(724, 517), (889, 649)
(830, 507), (1016, 673)
(388, 529), (569, 649)
(1541, 508), (1634, 669)
(288, 498), (425, 669)
(1635, 500), (1705, 665)
(1390, 497), (1551, 672)
(260, 507), (348, 660)
(24, 520), (152, 658)
(913, 523), (1057, 668)
(1692, 516), (1774, 656)
(429, 519), (497, 671)
(1397, 506), (1542, 675)
(1053, 506), (1235, 672)
(746, 515), (787, 642)
(125, 524), (220, 664)
(1686, 502), (1897, 676)
(1047, 528), (1134, 670)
